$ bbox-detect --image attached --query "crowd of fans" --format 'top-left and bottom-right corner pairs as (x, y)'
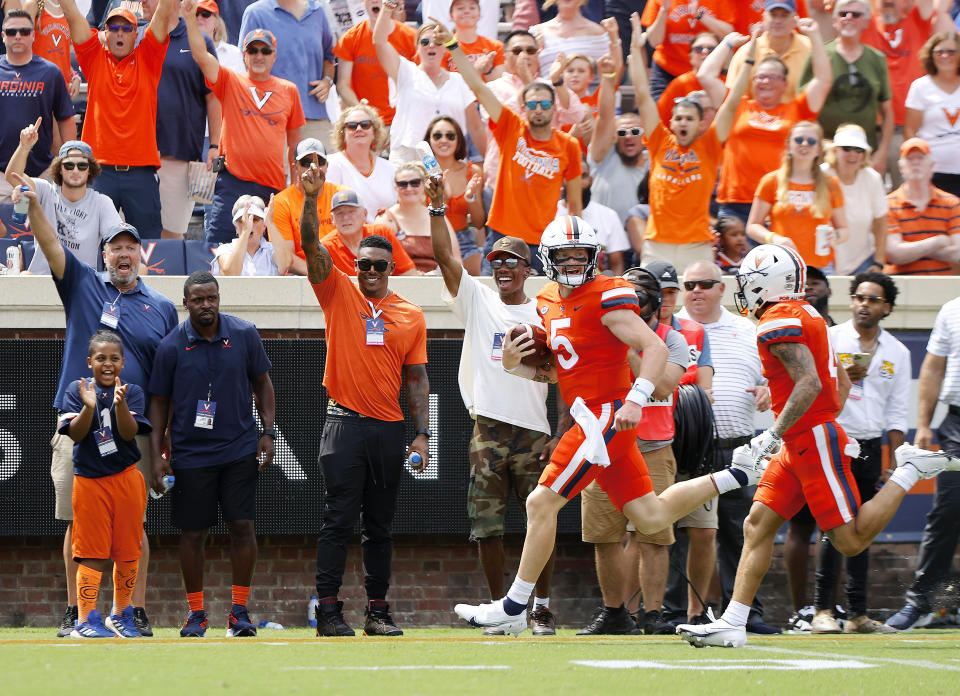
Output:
(3, 0), (960, 278)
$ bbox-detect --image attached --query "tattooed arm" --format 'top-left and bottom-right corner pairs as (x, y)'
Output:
(767, 341), (821, 437)
(404, 364), (430, 472)
(299, 164), (333, 285)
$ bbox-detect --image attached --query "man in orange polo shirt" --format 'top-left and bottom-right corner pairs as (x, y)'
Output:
(182, 0), (305, 244)
(60, 0), (176, 238)
(299, 164), (429, 638)
(886, 138), (960, 276)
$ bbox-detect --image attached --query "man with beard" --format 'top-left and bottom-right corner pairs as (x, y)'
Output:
(14, 174), (178, 638)
(4, 131), (120, 275)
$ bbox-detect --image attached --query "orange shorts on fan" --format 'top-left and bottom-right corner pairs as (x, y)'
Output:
(754, 421), (859, 532)
(72, 465), (146, 561)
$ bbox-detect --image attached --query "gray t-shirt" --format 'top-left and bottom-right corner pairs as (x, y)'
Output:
(28, 179), (122, 274)
(590, 146), (648, 225)
(639, 324), (690, 452)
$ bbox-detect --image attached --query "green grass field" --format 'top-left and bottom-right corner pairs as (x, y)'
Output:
(5, 628), (960, 695)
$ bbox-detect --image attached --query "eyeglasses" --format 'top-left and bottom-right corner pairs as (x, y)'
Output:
(61, 161), (90, 171)
(525, 99), (553, 111)
(106, 23), (136, 33)
(3, 27), (33, 36)
(510, 45), (538, 55)
(850, 293), (886, 304)
(933, 48), (958, 57)
(617, 127), (642, 137)
(490, 258), (523, 269)
(683, 279), (721, 291)
(691, 45), (715, 54)
(356, 258), (390, 272)
(345, 120), (374, 131)
(246, 45), (274, 55)
(839, 145), (865, 153)
(297, 155), (326, 167)
(420, 37), (440, 47)
(395, 178), (422, 188)
(793, 136), (818, 146)
(431, 131), (457, 142)
(837, 10), (864, 18)
(196, 9), (215, 18)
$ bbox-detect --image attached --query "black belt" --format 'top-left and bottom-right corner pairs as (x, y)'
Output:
(949, 404), (960, 418)
(106, 165), (155, 172)
(715, 435), (751, 449)
(326, 400), (371, 419)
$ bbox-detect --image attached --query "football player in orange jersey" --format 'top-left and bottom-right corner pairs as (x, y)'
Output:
(679, 244), (960, 648)
(454, 215), (770, 635)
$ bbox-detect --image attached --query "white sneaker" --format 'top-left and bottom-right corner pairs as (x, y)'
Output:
(454, 600), (528, 636)
(894, 444), (960, 479)
(677, 617), (746, 648)
(730, 444), (767, 485)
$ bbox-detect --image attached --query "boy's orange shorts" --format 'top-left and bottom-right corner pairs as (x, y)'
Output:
(72, 465), (146, 561)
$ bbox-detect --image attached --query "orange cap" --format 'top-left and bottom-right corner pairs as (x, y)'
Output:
(900, 137), (930, 158)
(104, 8), (138, 25)
(197, 0), (220, 14)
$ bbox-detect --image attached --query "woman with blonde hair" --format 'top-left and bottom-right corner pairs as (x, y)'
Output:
(193, 0), (244, 72)
(325, 104), (397, 222)
(746, 120), (849, 271)
(822, 123), (888, 275)
(375, 162), (461, 273)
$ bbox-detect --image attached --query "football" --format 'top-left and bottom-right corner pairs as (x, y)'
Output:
(507, 323), (553, 367)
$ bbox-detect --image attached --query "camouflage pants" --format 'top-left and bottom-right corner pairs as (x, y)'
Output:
(467, 415), (550, 540)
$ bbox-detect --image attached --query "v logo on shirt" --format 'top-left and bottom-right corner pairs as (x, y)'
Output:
(52, 35), (63, 47)
(944, 108), (960, 128)
(248, 86), (274, 111)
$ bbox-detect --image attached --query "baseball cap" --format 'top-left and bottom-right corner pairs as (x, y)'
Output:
(900, 137), (930, 158)
(58, 140), (93, 159)
(243, 28), (277, 50)
(645, 260), (679, 290)
(295, 138), (327, 162)
(331, 189), (364, 210)
(104, 7), (138, 25)
(832, 126), (870, 153)
(103, 222), (141, 245)
(764, 0), (797, 12)
(485, 236), (531, 263)
(806, 265), (827, 283)
(197, 0), (220, 14)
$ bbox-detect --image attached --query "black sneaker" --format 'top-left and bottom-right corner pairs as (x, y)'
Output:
(363, 600), (403, 636)
(316, 598), (355, 637)
(576, 605), (635, 635)
(133, 607), (153, 637)
(643, 610), (675, 635)
(57, 605), (78, 637)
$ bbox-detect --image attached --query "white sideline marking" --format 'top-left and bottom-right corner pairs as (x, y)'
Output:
(749, 645), (960, 672)
(280, 665), (510, 671)
(572, 659), (876, 671)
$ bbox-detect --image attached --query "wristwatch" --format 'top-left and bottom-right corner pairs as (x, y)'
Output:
(415, 428), (433, 439)
(261, 428), (276, 439)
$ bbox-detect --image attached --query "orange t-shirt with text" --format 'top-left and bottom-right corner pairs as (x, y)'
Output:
(34, 12), (72, 88)
(272, 181), (345, 261)
(755, 171), (844, 268)
(641, 0), (736, 76)
(320, 223), (417, 275)
(74, 28), (167, 167)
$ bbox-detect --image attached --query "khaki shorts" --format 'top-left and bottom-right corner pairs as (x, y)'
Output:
(51, 428), (153, 521)
(676, 471), (719, 529)
(581, 445), (677, 546)
(467, 415), (549, 540)
(158, 157), (195, 236)
(641, 240), (714, 276)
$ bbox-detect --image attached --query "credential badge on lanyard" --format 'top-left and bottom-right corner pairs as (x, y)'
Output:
(366, 299), (385, 346)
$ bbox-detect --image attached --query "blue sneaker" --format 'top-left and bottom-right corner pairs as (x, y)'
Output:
(226, 604), (257, 637)
(180, 610), (209, 637)
(105, 606), (142, 638)
(885, 604), (934, 631)
(71, 610), (118, 638)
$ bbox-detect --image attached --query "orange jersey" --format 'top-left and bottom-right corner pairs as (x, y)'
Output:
(646, 122), (721, 245)
(536, 275), (643, 408)
(334, 20), (417, 124)
(272, 182), (346, 261)
(209, 66), (305, 191)
(74, 28), (168, 167)
(756, 300), (841, 441)
(445, 34), (504, 74)
(641, 0), (736, 76)
(885, 185), (960, 276)
(34, 10), (72, 88)
(755, 172), (844, 268)
(319, 223), (417, 276)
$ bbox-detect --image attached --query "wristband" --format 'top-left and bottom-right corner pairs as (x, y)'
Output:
(764, 231), (774, 244)
(321, 75), (333, 84)
(428, 205), (446, 217)
(464, 194), (476, 203)
(603, 72), (617, 79)
(209, 144), (219, 149)
(625, 377), (655, 406)
(443, 39), (459, 50)
(745, 59), (755, 65)
(552, 78), (564, 86)
(260, 428), (276, 439)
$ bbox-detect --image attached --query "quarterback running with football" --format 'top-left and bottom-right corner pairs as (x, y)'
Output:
(454, 216), (767, 635)
(678, 245), (960, 648)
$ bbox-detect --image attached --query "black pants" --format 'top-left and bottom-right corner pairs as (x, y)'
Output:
(905, 411), (960, 612)
(315, 412), (405, 600)
(813, 437), (882, 615)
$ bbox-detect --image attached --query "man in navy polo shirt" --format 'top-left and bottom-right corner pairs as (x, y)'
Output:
(15, 173), (178, 638)
(148, 270), (276, 639)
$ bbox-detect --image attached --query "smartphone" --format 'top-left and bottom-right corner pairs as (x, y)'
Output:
(852, 352), (872, 367)
(211, 155), (225, 173)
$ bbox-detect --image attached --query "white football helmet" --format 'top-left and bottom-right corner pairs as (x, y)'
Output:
(735, 244), (806, 317)
(538, 215), (600, 287)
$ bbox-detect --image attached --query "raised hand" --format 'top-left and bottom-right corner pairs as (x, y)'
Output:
(428, 17), (454, 46)
(182, 0), (198, 16)
(113, 377), (128, 406)
(629, 12), (646, 51)
(473, 51), (496, 76)
(301, 163), (323, 196)
(78, 378), (97, 410)
(424, 172), (444, 206)
(796, 17), (821, 37)
(549, 51), (566, 86)
(19, 117), (41, 149)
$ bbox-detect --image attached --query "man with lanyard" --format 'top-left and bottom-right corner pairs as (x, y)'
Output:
(15, 174), (178, 638)
(300, 163), (430, 637)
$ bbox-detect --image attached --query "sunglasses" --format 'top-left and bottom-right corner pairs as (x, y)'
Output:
(356, 258), (390, 272)
(61, 161), (90, 171)
(510, 45), (538, 55)
(490, 258), (523, 269)
(3, 27), (33, 36)
(850, 293), (886, 304)
(106, 23), (136, 33)
(839, 145), (865, 153)
(933, 48), (958, 57)
(420, 37), (440, 47)
(525, 99), (553, 111)
(196, 9), (215, 18)
(396, 178), (422, 188)
(431, 131), (457, 142)
(345, 120), (374, 131)
(683, 279), (721, 291)
(793, 136), (818, 146)
(246, 45), (274, 55)
(617, 127), (642, 137)
(837, 10), (864, 18)
(691, 45), (715, 54)
(297, 155), (326, 167)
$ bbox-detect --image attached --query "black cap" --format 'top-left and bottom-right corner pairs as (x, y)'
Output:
(645, 260), (679, 290)
(102, 222), (141, 245)
(806, 265), (827, 282)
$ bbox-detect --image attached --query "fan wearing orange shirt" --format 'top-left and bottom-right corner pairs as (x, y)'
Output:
(23, 0), (81, 95)
(453, 215), (769, 636)
(656, 32), (720, 126)
(445, 0), (504, 81)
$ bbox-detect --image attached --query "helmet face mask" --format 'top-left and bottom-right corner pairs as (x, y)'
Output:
(735, 244), (806, 317)
(538, 216), (600, 288)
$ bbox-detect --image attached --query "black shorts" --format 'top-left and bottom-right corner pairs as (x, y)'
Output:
(170, 455), (259, 530)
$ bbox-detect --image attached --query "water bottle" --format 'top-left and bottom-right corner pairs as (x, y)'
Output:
(149, 474), (175, 499)
(407, 452), (422, 469)
(307, 595), (319, 628)
(415, 141), (442, 178)
(11, 186), (29, 225)
(258, 621), (284, 630)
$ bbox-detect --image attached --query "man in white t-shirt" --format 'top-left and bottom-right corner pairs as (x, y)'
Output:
(426, 175), (561, 636)
(4, 133), (121, 274)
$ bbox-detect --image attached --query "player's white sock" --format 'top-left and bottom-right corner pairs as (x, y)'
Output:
(889, 466), (920, 492)
(534, 596), (550, 610)
(504, 577), (535, 614)
(711, 469), (742, 494)
(720, 600), (750, 628)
